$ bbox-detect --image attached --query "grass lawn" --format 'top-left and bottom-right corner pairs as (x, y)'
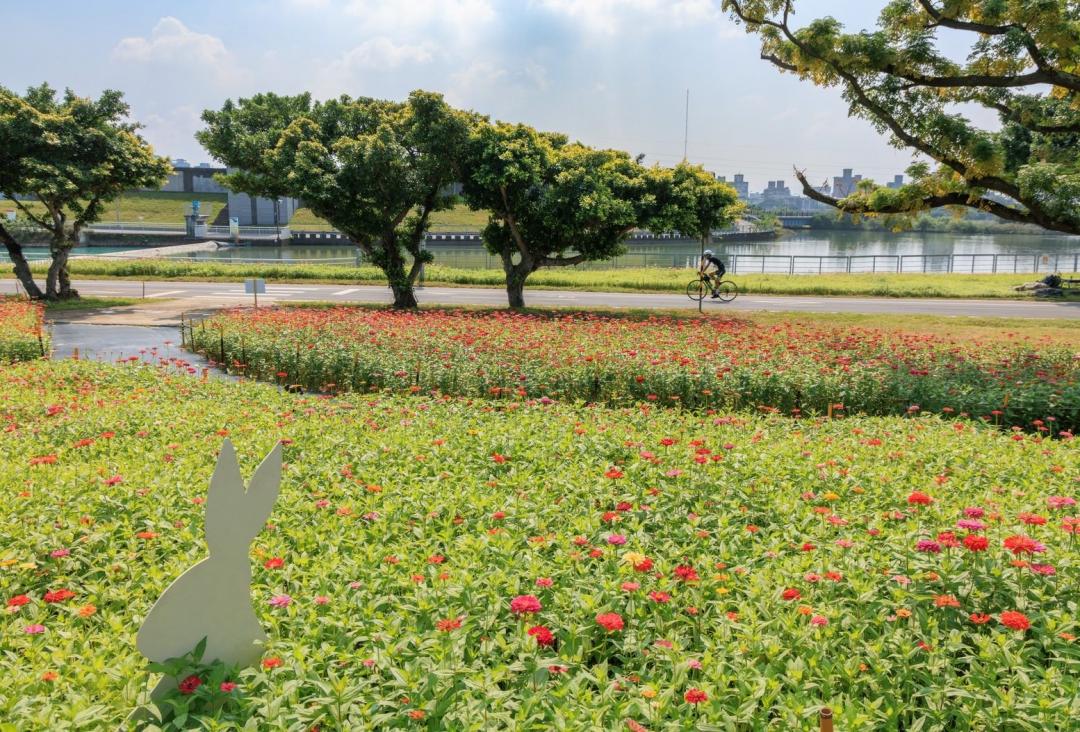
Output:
(20, 258), (1080, 300)
(3, 191), (228, 225)
(289, 203), (490, 233)
(43, 297), (142, 314)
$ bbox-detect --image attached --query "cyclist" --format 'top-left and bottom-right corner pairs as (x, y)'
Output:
(698, 249), (727, 298)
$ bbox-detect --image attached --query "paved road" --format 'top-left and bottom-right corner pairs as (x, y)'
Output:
(5, 278), (1079, 319)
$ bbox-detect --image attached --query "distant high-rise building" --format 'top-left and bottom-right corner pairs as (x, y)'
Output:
(717, 173), (750, 200)
(886, 174), (904, 189)
(832, 168), (863, 197)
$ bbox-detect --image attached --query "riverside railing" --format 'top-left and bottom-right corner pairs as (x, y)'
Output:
(58, 250), (1080, 275)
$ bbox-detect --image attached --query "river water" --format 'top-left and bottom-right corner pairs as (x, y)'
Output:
(158, 230), (1080, 271)
(5, 231), (1078, 271)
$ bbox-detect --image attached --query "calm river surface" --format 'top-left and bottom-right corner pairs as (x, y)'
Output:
(159, 230), (1080, 271)
(5, 231), (1077, 271)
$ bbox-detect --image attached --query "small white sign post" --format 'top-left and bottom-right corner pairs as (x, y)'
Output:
(244, 278), (266, 309)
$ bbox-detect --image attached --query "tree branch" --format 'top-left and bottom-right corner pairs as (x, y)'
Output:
(793, 168), (1077, 235)
(498, 185), (530, 258)
(750, 8), (1023, 201)
(915, 0), (1063, 83)
(985, 100), (1080, 134)
(7, 197), (52, 231)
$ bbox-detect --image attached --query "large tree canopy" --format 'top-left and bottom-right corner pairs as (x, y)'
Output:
(724, 0), (1080, 235)
(200, 90), (474, 308)
(462, 122), (727, 307)
(0, 84), (170, 299)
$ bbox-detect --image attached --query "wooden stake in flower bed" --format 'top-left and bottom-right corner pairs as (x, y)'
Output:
(135, 439), (282, 700)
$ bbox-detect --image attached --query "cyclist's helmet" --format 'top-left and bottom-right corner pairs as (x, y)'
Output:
(703, 249), (713, 257)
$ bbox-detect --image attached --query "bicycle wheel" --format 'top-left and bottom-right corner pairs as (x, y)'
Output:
(686, 278), (707, 302)
(715, 280), (738, 303)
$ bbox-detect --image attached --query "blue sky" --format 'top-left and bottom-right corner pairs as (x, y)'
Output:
(4, 1), (963, 191)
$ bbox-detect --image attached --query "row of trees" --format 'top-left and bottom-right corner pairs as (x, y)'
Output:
(0, 84), (740, 307)
(198, 90), (741, 308)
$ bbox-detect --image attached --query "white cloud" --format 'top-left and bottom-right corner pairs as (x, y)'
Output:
(332, 37), (437, 71)
(532, 0), (725, 35)
(343, 0), (496, 39)
(112, 17), (230, 66)
(446, 59), (551, 108)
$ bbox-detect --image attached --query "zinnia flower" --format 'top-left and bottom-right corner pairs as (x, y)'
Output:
(810, 615), (828, 626)
(178, 675), (202, 695)
(781, 588), (801, 601)
(436, 616), (462, 632)
(269, 594), (292, 608)
(510, 595), (542, 615)
(999, 610), (1031, 631)
(684, 688), (707, 704)
(1003, 535), (1046, 555)
(596, 612), (624, 632)
(907, 491), (933, 505)
(963, 534), (989, 552)
(528, 625), (555, 647)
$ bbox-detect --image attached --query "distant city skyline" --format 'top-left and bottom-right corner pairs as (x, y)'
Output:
(2, 1), (992, 184)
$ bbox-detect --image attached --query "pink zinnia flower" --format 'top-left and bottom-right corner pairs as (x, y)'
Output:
(24, 624), (45, 635)
(510, 594), (542, 615)
(607, 534), (627, 545)
(269, 594), (292, 608)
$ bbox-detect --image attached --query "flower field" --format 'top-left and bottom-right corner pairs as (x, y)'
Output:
(188, 308), (1080, 432)
(0, 298), (47, 362)
(1, 359), (1077, 729)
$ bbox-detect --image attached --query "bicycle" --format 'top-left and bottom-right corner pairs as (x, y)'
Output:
(687, 272), (738, 303)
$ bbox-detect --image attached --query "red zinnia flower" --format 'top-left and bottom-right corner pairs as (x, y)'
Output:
(648, 591), (671, 604)
(178, 675), (202, 695)
(263, 557), (284, 570)
(7, 595), (30, 608)
(510, 595), (542, 615)
(604, 468), (624, 479)
(999, 610), (1030, 631)
(933, 594), (960, 608)
(684, 688), (707, 704)
(1003, 535), (1045, 555)
(963, 534), (988, 552)
(674, 565), (699, 582)
(262, 657), (282, 669)
(781, 588), (801, 601)
(436, 616), (462, 632)
(596, 612), (624, 632)
(43, 589), (75, 604)
(528, 625), (555, 647)
(220, 681), (237, 693)
(907, 491), (933, 505)
(969, 613), (991, 624)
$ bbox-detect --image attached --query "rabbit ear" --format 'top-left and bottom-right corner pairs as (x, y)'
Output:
(241, 442), (282, 534)
(205, 439), (245, 550)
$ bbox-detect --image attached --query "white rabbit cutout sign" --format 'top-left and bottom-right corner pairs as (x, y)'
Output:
(136, 439), (282, 697)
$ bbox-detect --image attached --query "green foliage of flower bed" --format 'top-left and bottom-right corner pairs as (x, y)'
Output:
(0, 360), (1077, 729)
(0, 298), (47, 361)
(188, 307), (1080, 432)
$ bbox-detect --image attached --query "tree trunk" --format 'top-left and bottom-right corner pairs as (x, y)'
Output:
(45, 233), (79, 300)
(502, 252), (534, 308)
(0, 225), (43, 298)
(390, 282), (418, 309)
(381, 240), (418, 309)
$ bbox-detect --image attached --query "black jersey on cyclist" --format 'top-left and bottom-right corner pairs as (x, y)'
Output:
(701, 253), (726, 277)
